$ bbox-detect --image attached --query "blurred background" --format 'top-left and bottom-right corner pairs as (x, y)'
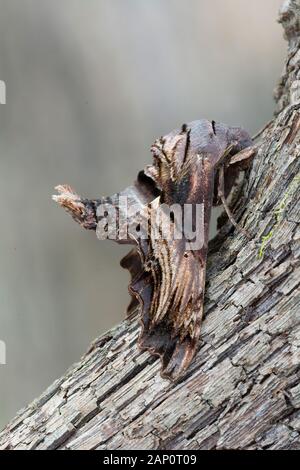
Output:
(0, 0), (285, 429)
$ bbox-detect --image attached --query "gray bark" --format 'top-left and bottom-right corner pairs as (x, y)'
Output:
(1, 0), (300, 450)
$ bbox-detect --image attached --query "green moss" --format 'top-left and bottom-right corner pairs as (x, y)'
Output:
(258, 172), (300, 259)
(258, 231), (274, 259)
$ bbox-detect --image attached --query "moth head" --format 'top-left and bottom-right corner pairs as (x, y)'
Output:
(226, 126), (253, 155)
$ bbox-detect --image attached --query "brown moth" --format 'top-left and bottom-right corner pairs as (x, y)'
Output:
(53, 119), (255, 380)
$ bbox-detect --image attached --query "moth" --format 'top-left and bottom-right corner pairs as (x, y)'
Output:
(53, 119), (255, 380)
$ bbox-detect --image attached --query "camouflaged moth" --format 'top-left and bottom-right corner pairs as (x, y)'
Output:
(53, 119), (255, 380)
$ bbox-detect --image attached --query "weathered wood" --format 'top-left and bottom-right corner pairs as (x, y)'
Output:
(1, 0), (300, 450)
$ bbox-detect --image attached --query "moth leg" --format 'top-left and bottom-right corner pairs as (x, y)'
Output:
(217, 165), (251, 239)
(227, 146), (256, 169)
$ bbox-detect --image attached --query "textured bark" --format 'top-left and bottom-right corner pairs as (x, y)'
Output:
(1, 0), (300, 450)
